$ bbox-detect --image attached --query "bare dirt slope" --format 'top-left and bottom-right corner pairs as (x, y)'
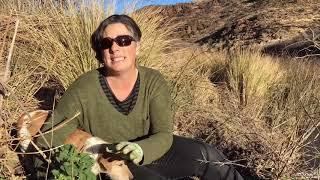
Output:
(139, 0), (320, 55)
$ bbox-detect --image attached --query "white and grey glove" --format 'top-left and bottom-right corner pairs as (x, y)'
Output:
(115, 142), (143, 165)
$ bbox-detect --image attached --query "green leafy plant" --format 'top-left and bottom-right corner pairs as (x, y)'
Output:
(51, 144), (96, 180)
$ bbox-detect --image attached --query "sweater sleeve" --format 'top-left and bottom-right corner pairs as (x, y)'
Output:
(136, 77), (173, 165)
(36, 86), (82, 148)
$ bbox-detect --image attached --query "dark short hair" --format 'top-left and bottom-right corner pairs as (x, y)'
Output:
(91, 14), (142, 63)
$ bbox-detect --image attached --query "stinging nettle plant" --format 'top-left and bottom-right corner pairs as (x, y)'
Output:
(51, 144), (96, 180)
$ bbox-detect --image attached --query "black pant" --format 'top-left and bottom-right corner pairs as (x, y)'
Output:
(127, 136), (244, 180)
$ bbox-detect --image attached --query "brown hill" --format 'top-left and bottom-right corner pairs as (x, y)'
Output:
(139, 0), (320, 56)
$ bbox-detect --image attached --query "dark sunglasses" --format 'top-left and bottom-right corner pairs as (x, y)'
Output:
(100, 35), (135, 49)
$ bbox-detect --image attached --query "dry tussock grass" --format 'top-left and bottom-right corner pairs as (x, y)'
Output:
(0, 0), (319, 179)
(0, 15), (43, 180)
(227, 49), (283, 106)
(132, 8), (180, 69)
(166, 46), (320, 178)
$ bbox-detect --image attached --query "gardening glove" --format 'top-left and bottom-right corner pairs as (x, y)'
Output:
(115, 142), (143, 165)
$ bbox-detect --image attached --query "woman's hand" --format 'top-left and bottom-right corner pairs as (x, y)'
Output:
(116, 142), (143, 165)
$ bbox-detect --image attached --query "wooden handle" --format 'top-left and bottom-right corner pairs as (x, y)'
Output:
(17, 110), (49, 137)
(64, 129), (92, 151)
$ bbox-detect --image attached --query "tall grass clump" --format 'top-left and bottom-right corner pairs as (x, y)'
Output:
(163, 47), (224, 112)
(0, 15), (45, 179)
(226, 49), (283, 106)
(0, 0), (109, 89)
(132, 8), (179, 69)
(168, 48), (320, 179)
(261, 60), (320, 178)
(264, 61), (320, 132)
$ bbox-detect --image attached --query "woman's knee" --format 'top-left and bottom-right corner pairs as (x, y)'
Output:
(198, 141), (227, 163)
(197, 141), (244, 180)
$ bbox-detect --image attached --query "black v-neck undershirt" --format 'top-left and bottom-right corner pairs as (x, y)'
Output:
(98, 69), (140, 115)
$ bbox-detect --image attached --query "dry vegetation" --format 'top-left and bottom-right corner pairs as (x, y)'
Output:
(0, 0), (319, 179)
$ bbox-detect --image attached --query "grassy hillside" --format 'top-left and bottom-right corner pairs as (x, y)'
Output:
(0, 0), (319, 179)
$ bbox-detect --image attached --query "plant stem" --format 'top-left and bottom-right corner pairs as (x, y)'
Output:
(0, 19), (19, 126)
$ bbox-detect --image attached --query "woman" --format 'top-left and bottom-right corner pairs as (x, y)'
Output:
(35, 14), (243, 180)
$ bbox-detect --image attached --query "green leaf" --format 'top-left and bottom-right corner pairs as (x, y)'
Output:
(52, 169), (60, 179)
(65, 166), (72, 176)
(50, 144), (97, 179)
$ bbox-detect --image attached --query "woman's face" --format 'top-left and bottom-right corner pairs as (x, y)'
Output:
(102, 23), (139, 74)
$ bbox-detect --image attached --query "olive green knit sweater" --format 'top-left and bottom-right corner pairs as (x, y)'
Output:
(37, 66), (173, 165)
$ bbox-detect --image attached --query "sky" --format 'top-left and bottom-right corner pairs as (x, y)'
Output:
(106, 0), (192, 13)
(134, 0), (192, 7)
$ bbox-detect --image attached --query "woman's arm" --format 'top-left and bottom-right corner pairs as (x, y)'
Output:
(36, 86), (82, 148)
(135, 77), (173, 165)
